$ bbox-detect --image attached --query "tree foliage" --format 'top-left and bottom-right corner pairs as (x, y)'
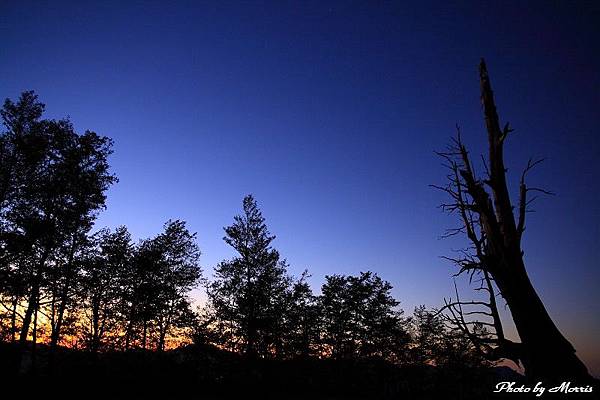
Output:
(320, 271), (409, 360)
(0, 91), (116, 359)
(0, 91), (512, 377)
(0, 92), (202, 366)
(207, 195), (292, 358)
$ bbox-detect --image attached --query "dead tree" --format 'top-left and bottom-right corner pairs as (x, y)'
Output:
(434, 59), (592, 382)
(434, 143), (522, 366)
(437, 273), (522, 366)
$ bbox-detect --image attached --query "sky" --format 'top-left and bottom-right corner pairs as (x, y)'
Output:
(1, 0), (598, 375)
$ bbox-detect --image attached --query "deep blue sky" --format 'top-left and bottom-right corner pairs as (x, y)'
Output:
(1, 1), (598, 374)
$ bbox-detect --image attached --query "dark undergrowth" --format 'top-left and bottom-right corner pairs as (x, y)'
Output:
(4, 341), (593, 400)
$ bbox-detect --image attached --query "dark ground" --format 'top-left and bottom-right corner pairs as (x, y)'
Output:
(1, 342), (596, 400)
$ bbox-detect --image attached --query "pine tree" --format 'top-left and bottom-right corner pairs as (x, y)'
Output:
(207, 195), (291, 358)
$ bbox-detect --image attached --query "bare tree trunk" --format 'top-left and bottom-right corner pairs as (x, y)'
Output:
(158, 327), (166, 352)
(142, 318), (147, 350)
(245, 265), (257, 359)
(50, 236), (77, 350)
(12, 282), (38, 375)
(50, 289), (69, 348)
(124, 299), (137, 351)
(493, 260), (589, 380)
(31, 296), (38, 374)
(124, 323), (132, 351)
(158, 312), (172, 352)
(467, 59), (591, 382)
(91, 301), (100, 353)
(19, 249), (49, 346)
(19, 280), (39, 345)
(10, 296), (18, 343)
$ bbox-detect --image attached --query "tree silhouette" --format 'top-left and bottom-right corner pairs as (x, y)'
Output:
(437, 275), (521, 365)
(411, 305), (487, 368)
(434, 60), (592, 381)
(0, 82), (593, 393)
(280, 270), (321, 359)
(411, 305), (446, 364)
(80, 226), (133, 353)
(0, 91), (117, 370)
(320, 272), (408, 360)
(153, 220), (202, 351)
(123, 220), (201, 350)
(206, 195), (292, 358)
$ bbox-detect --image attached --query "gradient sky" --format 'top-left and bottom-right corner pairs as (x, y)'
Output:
(1, 1), (598, 375)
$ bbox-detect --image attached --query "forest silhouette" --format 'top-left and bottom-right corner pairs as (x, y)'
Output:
(0, 62), (597, 398)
